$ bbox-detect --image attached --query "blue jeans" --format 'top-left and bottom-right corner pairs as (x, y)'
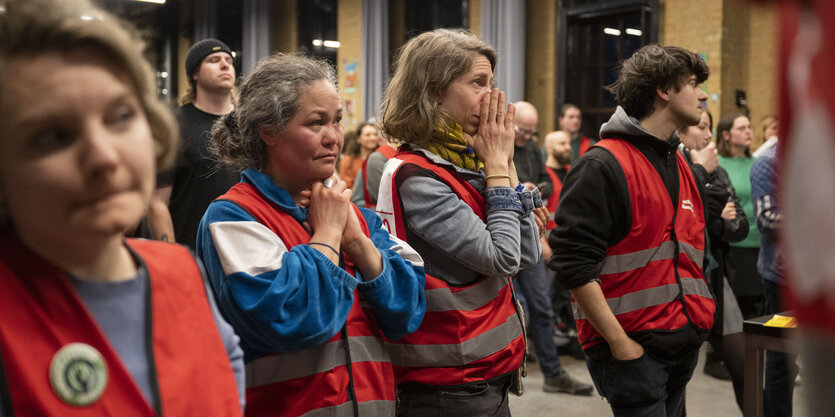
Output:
(514, 259), (562, 377)
(762, 279), (797, 417)
(395, 375), (512, 417)
(587, 348), (699, 417)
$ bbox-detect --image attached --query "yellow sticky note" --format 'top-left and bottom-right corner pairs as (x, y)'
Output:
(763, 314), (798, 328)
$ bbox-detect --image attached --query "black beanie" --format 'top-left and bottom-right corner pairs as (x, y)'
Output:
(185, 38), (233, 77)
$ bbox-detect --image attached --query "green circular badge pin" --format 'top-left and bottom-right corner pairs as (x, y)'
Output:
(49, 343), (108, 406)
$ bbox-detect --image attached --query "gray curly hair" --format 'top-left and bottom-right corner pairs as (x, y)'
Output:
(210, 53), (337, 170)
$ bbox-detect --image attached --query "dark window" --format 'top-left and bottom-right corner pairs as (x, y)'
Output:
(298, 0), (338, 68)
(559, 0), (657, 139)
(98, 0), (176, 101)
(404, 0), (468, 40)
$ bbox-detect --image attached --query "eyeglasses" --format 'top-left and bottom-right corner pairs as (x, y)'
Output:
(515, 125), (538, 138)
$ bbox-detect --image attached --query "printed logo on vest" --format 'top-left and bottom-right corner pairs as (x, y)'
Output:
(49, 343), (108, 407)
(681, 199), (696, 216)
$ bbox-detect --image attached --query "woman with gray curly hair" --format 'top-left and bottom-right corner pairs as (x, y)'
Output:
(196, 52), (426, 417)
(0, 0), (244, 415)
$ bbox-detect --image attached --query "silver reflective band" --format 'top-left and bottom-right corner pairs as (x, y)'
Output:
(300, 399), (395, 417)
(386, 313), (523, 367)
(597, 240), (704, 275)
(572, 277), (712, 320)
(424, 277), (508, 312)
(323, 178), (335, 188)
(679, 241), (704, 269)
(245, 336), (388, 388)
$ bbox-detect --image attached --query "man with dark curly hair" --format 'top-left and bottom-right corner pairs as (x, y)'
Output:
(547, 44), (716, 417)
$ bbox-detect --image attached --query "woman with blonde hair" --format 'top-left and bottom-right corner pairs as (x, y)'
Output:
(753, 114), (779, 157)
(197, 52), (426, 417)
(376, 29), (545, 416)
(0, 0), (244, 414)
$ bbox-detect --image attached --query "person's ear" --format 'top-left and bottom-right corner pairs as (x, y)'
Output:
(258, 126), (280, 146)
(657, 88), (671, 103)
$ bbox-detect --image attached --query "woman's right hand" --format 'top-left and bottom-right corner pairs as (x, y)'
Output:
(468, 89), (516, 177)
(307, 178), (351, 249)
(720, 201), (737, 221)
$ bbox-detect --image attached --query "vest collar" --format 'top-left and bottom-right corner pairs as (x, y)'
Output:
(241, 168), (308, 224)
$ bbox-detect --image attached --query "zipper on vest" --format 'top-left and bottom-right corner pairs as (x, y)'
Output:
(508, 277), (527, 378)
(143, 266), (164, 417)
(338, 254), (360, 417)
(340, 326), (360, 417)
(671, 182), (697, 327)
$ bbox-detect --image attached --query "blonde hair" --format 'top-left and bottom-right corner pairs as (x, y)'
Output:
(380, 29), (496, 145)
(754, 114), (778, 150)
(0, 0), (179, 170)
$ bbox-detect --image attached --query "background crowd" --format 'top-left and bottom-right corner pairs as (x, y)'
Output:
(0, 0), (831, 416)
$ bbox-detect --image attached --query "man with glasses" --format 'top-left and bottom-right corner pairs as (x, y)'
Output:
(511, 101), (593, 395)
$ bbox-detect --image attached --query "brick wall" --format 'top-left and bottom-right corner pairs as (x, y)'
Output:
(746, 2), (778, 148)
(661, 0), (776, 130)
(719, 0), (750, 122)
(525, 0), (557, 139)
(269, 1), (297, 54)
(661, 0), (725, 117)
(337, 0), (364, 130)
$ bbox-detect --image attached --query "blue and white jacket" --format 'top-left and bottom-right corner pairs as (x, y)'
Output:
(196, 168), (426, 362)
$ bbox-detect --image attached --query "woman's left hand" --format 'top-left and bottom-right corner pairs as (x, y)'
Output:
(534, 207), (548, 236)
(341, 205), (384, 279)
(342, 204), (368, 251)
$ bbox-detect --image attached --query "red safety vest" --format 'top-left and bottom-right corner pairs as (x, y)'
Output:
(574, 139), (715, 349)
(217, 183), (395, 417)
(578, 136), (593, 157)
(780, 0), (835, 337)
(362, 145), (398, 209)
(544, 165), (568, 231)
(376, 151), (525, 387)
(0, 233), (241, 417)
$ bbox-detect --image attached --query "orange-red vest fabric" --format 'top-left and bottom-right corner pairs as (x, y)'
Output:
(217, 183), (395, 417)
(377, 151), (525, 387)
(574, 139), (715, 349)
(362, 145), (398, 209)
(579, 136), (592, 157)
(0, 233), (241, 417)
(544, 165), (568, 231)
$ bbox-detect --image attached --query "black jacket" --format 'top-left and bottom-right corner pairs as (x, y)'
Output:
(547, 107), (709, 360)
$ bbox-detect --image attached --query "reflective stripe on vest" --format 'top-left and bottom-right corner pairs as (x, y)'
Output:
(597, 240), (705, 275)
(218, 183), (394, 417)
(300, 400), (395, 417)
(245, 336), (388, 388)
(573, 139), (714, 348)
(572, 277), (712, 320)
(424, 274), (508, 312)
(386, 312), (523, 367)
(377, 151), (525, 386)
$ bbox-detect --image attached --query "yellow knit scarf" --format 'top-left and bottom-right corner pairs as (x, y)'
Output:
(423, 122), (484, 172)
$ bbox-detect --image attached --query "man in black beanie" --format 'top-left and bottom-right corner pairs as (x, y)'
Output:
(149, 38), (239, 248)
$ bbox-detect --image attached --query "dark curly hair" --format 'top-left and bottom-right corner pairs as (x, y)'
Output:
(605, 44), (709, 120)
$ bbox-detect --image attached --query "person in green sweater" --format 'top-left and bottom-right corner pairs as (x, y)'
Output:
(716, 113), (763, 318)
